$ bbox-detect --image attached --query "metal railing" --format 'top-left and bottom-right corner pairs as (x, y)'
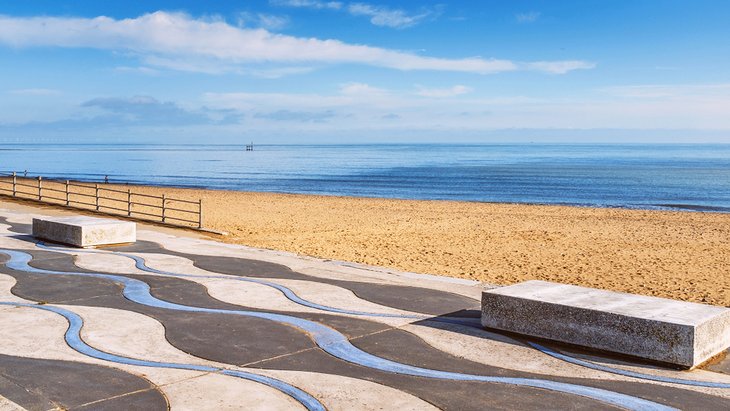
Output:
(0, 171), (203, 229)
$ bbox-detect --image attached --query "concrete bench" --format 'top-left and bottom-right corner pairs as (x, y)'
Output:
(482, 280), (730, 368)
(32, 216), (136, 248)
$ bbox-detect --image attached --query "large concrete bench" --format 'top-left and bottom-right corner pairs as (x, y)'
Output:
(32, 216), (136, 248)
(482, 280), (730, 368)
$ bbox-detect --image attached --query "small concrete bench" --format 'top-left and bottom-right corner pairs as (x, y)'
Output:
(482, 280), (730, 368)
(32, 216), (136, 248)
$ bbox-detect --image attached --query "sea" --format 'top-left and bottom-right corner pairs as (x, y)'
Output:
(1, 143), (729, 212)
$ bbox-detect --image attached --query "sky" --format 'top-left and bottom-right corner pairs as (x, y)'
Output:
(0, 0), (729, 143)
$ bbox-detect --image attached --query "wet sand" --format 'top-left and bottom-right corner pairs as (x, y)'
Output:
(3, 182), (729, 307)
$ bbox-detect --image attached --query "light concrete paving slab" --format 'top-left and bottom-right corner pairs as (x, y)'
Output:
(0, 395), (26, 411)
(161, 372), (305, 411)
(199, 278), (313, 312)
(32, 216), (135, 247)
(73, 252), (139, 274)
(0, 305), (204, 387)
(482, 280), (730, 368)
(579, 352), (730, 386)
(0, 274), (27, 303)
(68, 305), (212, 367)
(265, 278), (420, 316)
(0, 305), (106, 363)
(257, 369), (440, 411)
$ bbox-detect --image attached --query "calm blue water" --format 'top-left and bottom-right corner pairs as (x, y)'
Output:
(1, 143), (729, 212)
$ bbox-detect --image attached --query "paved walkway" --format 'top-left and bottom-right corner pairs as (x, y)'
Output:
(0, 208), (729, 410)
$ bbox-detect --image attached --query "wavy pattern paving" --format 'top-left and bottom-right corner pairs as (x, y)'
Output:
(0, 302), (325, 411)
(1, 248), (684, 411)
(114, 240), (481, 316)
(36, 242), (469, 322)
(1, 212), (729, 410)
(38, 240), (730, 390)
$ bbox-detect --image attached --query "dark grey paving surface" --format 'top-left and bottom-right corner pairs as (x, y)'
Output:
(0, 354), (167, 411)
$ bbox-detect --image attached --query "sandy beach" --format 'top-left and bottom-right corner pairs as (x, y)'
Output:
(3, 181), (729, 307)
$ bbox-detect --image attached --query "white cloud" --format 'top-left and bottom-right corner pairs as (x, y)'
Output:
(5, 83), (730, 139)
(201, 81), (730, 131)
(270, 0), (343, 10)
(347, 3), (437, 28)
(274, 0), (440, 29)
(516, 11), (541, 23)
(8, 88), (61, 96)
(237, 12), (290, 30)
(415, 85), (472, 98)
(255, 109), (336, 122)
(526, 60), (596, 74)
(602, 83), (730, 99)
(339, 82), (388, 96)
(0, 12), (592, 75)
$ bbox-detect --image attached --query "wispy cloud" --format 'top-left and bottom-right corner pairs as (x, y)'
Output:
(8, 88), (61, 96)
(270, 0), (342, 10)
(339, 82), (389, 96)
(81, 95), (242, 125)
(5, 83), (730, 139)
(347, 3), (440, 28)
(272, 0), (441, 28)
(237, 12), (290, 30)
(0, 12), (592, 75)
(415, 85), (472, 98)
(254, 109), (336, 122)
(602, 83), (730, 99)
(525, 60), (596, 74)
(516, 11), (541, 23)
(200, 77), (730, 131)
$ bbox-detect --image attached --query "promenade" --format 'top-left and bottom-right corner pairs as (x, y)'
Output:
(0, 207), (728, 410)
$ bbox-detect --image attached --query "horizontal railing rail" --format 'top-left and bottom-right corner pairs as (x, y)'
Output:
(0, 171), (204, 230)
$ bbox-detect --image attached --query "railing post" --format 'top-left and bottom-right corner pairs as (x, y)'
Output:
(37, 176), (42, 201)
(65, 180), (70, 206)
(198, 199), (203, 229)
(12, 172), (16, 196)
(161, 194), (166, 223)
(95, 183), (99, 211)
(127, 189), (132, 216)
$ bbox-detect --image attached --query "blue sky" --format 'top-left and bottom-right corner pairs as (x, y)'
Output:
(0, 0), (729, 143)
